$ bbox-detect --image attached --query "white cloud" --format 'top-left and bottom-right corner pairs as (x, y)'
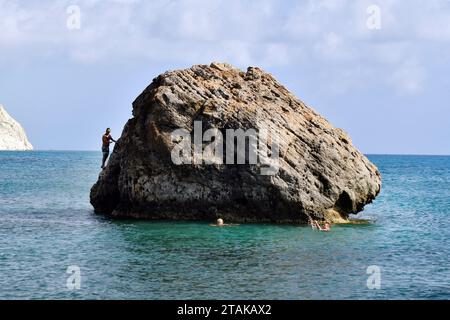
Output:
(0, 0), (449, 95)
(389, 59), (427, 95)
(261, 43), (291, 67)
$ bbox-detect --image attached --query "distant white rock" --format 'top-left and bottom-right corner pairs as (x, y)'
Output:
(0, 104), (33, 151)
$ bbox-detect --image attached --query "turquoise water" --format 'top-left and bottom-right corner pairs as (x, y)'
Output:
(0, 151), (449, 299)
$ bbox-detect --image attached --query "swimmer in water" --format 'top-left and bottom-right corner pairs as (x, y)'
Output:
(309, 217), (317, 229)
(314, 220), (331, 232)
(210, 218), (238, 227)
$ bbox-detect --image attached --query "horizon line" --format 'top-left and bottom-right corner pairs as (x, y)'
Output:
(6, 149), (450, 157)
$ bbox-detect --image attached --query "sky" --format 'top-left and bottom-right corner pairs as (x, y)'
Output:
(0, 0), (449, 154)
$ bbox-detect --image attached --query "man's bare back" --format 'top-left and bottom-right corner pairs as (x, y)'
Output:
(102, 134), (113, 148)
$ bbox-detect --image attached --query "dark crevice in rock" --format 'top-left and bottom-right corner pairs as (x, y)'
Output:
(333, 190), (355, 214)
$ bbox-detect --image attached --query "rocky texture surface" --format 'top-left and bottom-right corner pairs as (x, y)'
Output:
(90, 63), (381, 223)
(0, 105), (33, 151)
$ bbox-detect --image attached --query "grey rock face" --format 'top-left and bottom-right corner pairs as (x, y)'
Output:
(0, 105), (33, 151)
(90, 63), (381, 223)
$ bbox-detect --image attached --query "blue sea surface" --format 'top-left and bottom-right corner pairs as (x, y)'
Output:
(0, 151), (449, 299)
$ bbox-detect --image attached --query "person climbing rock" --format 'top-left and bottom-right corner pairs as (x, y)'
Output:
(101, 128), (116, 169)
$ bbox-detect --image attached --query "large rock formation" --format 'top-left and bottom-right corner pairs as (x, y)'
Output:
(90, 63), (381, 223)
(0, 105), (33, 151)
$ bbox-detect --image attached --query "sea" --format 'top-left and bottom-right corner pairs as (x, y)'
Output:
(0, 151), (449, 299)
